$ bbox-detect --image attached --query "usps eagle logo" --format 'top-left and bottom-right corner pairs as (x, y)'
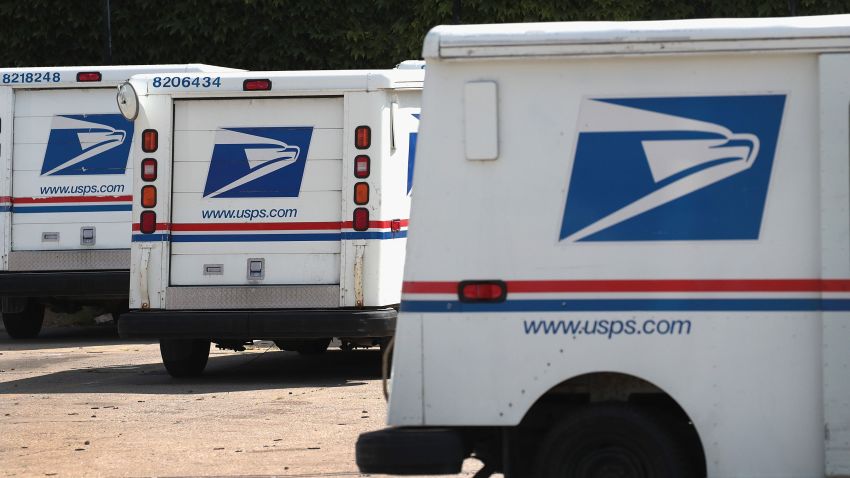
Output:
(560, 95), (786, 242)
(202, 127), (313, 198)
(41, 114), (133, 176)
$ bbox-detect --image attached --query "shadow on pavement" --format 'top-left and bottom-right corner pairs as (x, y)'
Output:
(0, 348), (382, 395)
(0, 324), (150, 351)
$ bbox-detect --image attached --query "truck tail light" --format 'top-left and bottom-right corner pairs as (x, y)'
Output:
(354, 155), (370, 178)
(139, 211), (156, 234)
(459, 281), (507, 303)
(353, 208), (369, 231)
(243, 79), (271, 91)
(76, 71), (102, 82)
(141, 158), (157, 181)
(142, 129), (158, 153)
(355, 126), (371, 149)
(354, 182), (369, 205)
(141, 185), (157, 208)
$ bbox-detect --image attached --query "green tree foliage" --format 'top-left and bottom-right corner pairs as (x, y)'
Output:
(1, 0), (848, 69)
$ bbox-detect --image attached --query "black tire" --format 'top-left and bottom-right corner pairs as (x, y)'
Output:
(356, 427), (465, 475)
(159, 339), (210, 377)
(274, 338), (331, 355)
(2, 300), (45, 339)
(533, 403), (692, 478)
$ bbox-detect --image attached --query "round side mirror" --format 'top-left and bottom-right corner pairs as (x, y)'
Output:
(117, 81), (139, 121)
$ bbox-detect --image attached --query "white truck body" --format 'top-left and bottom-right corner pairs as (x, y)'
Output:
(359, 15), (850, 478)
(0, 64), (237, 338)
(118, 69), (422, 373)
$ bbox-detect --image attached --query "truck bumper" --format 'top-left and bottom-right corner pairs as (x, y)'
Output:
(118, 307), (396, 339)
(356, 427), (467, 475)
(0, 270), (130, 298)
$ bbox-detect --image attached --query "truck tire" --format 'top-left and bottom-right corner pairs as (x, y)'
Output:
(159, 339), (210, 377)
(532, 403), (692, 478)
(274, 338), (331, 355)
(356, 427), (465, 475)
(2, 300), (45, 339)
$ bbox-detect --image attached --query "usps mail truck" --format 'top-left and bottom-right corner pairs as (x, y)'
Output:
(0, 64), (237, 339)
(357, 16), (850, 478)
(117, 69), (422, 377)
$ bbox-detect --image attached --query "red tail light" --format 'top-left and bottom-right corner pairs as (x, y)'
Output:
(391, 219), (401, 232)
(353, 208), (369, 231)
(243, 79), (271, 91)
(355, 126), (371, 149)
(141, 158), (157, 181)
(459, 281), (507, 303)
(139, 211), (156, 234)
(354, 155), (370, 178)
(142, 129), (158, 153)
(76, 72), (102, 82)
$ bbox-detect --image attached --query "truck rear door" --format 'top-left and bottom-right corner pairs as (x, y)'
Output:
(11, 88), (133, 251)
(169, 97), (343, 286)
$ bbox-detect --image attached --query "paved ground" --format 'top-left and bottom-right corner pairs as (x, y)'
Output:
(0, 325), (484, 477)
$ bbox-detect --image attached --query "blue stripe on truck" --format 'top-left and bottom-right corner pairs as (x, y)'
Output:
(400, 298), (850, 313)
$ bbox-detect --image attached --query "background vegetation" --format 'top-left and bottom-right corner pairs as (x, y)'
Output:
(1, 0), (848, 70)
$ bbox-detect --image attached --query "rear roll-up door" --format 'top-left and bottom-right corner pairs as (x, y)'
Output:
(11, 89), (134, 252)
(169, 97), (344, 286)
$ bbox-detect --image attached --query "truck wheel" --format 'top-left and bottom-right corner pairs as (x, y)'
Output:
(274, 338), (331, 355)
(356, 427), (465, 475)
(532, 403), (691, 478)
(159, 339), (210, 377)
(2, 300), (45, 339)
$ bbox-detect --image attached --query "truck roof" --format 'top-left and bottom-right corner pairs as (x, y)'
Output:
(395, 60), (426, 70)
(423, 14), (850, 59)
(0, 64), (240, 88)
(130, 69), (424, 96)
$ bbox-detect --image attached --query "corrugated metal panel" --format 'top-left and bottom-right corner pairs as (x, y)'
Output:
(169, 97), (344, 286)
(11, 88), (133, 252)
(165, 285), (339, 309)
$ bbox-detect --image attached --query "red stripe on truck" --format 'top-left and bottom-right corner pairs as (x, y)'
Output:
(13, 195), (132, 204)
(168, 220), (410, 231)
(402, 279), (850, 294)
(341, 219), (410, 229)
(172, 221), (342, 231)
(132, 222), (170, 231)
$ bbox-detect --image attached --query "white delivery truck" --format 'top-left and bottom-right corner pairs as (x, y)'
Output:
(0, 64), (237, 339)
(357, 15), (850, 478)
(116, 68), (423, 377)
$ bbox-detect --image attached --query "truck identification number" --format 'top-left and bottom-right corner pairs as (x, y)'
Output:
(152, 76), (221, 88)
(1, 72), (61, 84)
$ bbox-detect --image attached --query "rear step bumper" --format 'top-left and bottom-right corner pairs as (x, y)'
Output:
(356, 427), (467, 475)
(0, 271), (130, 298)
(118, 308), (396, 339)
